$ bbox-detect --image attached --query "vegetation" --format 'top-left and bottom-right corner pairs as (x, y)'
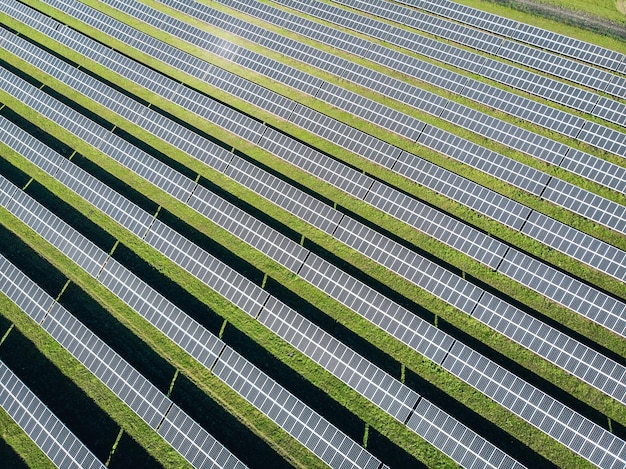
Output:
(0, 0), (624, 467)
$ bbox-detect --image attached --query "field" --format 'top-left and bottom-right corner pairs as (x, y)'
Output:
(0, 0), (625, 467)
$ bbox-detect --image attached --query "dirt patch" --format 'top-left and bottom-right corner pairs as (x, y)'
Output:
(488, 0), (626, 41)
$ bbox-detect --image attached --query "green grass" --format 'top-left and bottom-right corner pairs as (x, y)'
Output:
(1, 1), (623, 430)
(454, 0), (626, 42)
(0, 289), (189, 468)
(1, 0), (625, 467)
(0, 204), (324, 469)
(0, 403), (53, 469)
(6, 0), (626, 304)
(0, 67), (607, 468)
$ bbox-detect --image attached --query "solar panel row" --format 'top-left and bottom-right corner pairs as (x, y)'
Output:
(102, 0), (626, 232)
(0, 248), (246, 469)
(7, 23), (626, 347)
(9, 14), (626, 357)
(4, 0), (624, 464)
(391, 0), (625, 72)
(262, 0), (626, 151)
(6, 114), (620, 468)
(3, 22), (624, 469)
(7, 0), (624, 444)
(3, 8), (624, 346)
(6, 0), (600, 221)
(271, 0), (626, 123)
(0, 359), (105, 469)
(0, 163), (388, 469)
(1, 48), (624, 468)
(32, 0), (625, 263)
(330, 0), (626, 100)
(212, 0), (626, 189)
(0, 122), (516, 469)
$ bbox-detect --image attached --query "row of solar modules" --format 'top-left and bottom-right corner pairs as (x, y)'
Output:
(2, 104), (624, 469)
(267, 0), (626, 150)
(97, 0), (626, 239)
(5, 3), (624, 355)
(0, 117), (521, 469)
(2, 37), (620, 468)
(0, 359), (105, 469)
(391, 0), (626, 72)
(163, 0), (626, 202)
(5, 40), (626, 426)
(0, 167), (388, 469)
(8, 4), (624, 468)
(329, 0), (626, 101)
(215, 0), (626, 184)
(33, 0), (626, 285)
(0, 249), (247, 469)
(7, 32), (626, 418)
(5, 10), (626, 394)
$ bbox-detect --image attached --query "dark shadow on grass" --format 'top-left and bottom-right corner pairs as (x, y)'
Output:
(57, 282), (176, 394)
(440, 323), (626, 441)
(69, 152), (160, 216)
(404, 369), (557, 469)
(170, 372), (294, 469)
(0, 435), (29, 469)
(0, 105), (75, 158)
(0, 224), (68, 298)
(0, 324), (151, 464)
(0, 153), (33, 194)
(365, 425), (428, 469)
(23, 179), (117, 255)
(110, 243), (224, 337)
(156, 208), (265, 286)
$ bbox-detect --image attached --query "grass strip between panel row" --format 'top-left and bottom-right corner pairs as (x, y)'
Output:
(0, 71), (603, 469)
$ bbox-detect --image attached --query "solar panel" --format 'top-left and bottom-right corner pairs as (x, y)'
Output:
(157, 0), (626, 198)
(8, 0), (620, 278)
(257, 128), (376, 201)
(0, 360), (105, 469)
(287, 105), (402, 169)
(407, 399), (520, 469)
(333, 217), (484, 315)
(328, 0), (626, 106)
(1, 265), (245, 468)
(578, 120), (626, 162)
(11, 0), (623, 188)
(364, 181), (509, 270)
(1, 152), (384, 469)
(4, 7), (624, 464)
(144, 219), (269, 317)
(392, 0), (624, 72)
(520, 211), (626, 283)
(6, 189), (110, 278)
(213, 346), (385, 469)
(442, 342), (626, 468)
(497, 249), (626, 334)
(416, 124), (553, 196)
(315, 81), (426, 141)
(0, 247), (244, 469)
(259, 297), (421, 423)
(299, 253), (455, 365)
(473, 293), (626, 404)
(4, 22), (624, 350)
(271, 0), (609, 114)
(223, 156), (345, 236)
(0, 129), (520, 469)
(156, 405), (248, 469)
(0, 239), (54, 326)
(541, 178), (626, 237)
(392, 151), (532, 231)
